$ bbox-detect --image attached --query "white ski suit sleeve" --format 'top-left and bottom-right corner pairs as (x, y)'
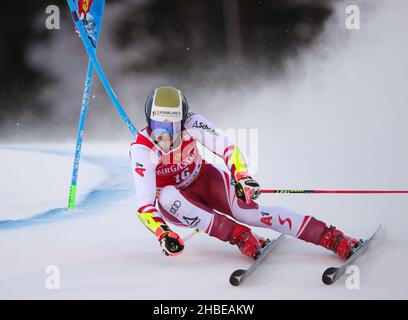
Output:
(184, 112), (249, 178)
(129, 143), (160, 215)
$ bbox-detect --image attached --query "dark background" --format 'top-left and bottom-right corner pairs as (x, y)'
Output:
(0, 0), (334, 137)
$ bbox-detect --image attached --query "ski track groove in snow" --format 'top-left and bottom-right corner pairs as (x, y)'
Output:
(0, 146), (132, 230)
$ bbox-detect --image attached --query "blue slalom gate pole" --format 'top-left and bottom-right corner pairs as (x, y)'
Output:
(66, 0), (138, 136)
(68, 0), (105, 208)
(68, 60), (94, 208)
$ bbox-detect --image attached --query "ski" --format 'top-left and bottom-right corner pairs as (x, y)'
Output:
(229, 233), (285, 286)
(322, 224), (381, 285)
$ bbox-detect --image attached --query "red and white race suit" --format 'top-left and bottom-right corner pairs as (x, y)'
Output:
(130, 112), (326, 244)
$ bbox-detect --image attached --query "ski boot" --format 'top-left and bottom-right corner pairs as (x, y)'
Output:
(229, 224), (266, 259)
(320, 226), (362, 260)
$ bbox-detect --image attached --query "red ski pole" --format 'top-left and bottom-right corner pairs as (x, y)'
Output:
(261, 189), (408, 194)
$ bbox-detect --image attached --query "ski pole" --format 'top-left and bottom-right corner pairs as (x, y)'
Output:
(261, 189), (408, 194)
(183, 228), (201, 242)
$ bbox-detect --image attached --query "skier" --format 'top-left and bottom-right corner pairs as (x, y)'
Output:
(130, 86), (360, 260)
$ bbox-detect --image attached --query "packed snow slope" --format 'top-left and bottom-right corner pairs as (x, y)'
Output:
(0, 141), (406, 299)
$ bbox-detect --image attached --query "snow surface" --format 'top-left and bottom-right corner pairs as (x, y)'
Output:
(0, 147), (106, 220)
(0, 144), (407, 299)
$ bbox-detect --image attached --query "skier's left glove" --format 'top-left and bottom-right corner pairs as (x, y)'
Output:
(235, 175), (261, 204)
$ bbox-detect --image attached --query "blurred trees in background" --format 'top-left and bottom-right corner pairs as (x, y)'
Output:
(0, 0), (333, 130)
(115, 0), (332, 79)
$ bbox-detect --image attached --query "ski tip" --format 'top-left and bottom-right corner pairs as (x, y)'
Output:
(230, 269), (246, 287)
(322, 267), (338, 285)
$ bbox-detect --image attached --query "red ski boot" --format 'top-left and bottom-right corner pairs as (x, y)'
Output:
(319, 226), (360, 260)
(229, 224), (265, 259)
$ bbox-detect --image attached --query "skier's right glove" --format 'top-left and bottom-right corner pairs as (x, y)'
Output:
(136, 211), (184, 257)
(157, 230), (185, 256)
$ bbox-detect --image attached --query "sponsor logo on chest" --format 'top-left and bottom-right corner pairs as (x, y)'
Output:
(156, 155), (195, 175)
(192, 121), (220, 137)
(156, 142), (198, 176)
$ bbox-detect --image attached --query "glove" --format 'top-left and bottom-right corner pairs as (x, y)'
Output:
(235, 176), (261, 204)
(136, 211), (184, 256)
(158, 231), (185, 256)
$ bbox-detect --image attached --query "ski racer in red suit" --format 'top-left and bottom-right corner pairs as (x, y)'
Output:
(130, 86), (360, 259)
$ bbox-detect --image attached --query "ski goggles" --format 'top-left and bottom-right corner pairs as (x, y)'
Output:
(150, 119), (182, 138)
